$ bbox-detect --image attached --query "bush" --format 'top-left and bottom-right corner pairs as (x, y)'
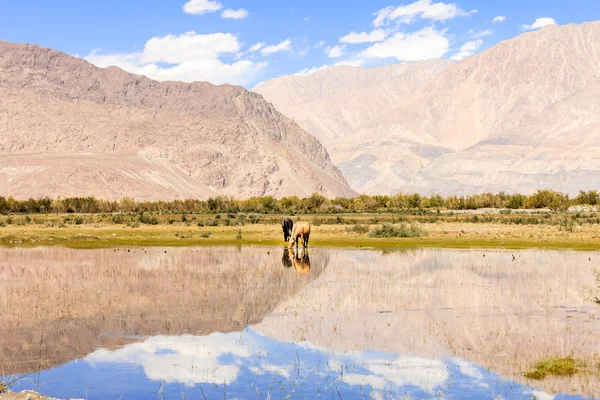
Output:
(346, 224), (369, 234)
(138, 212), (159, 225)
(575, 190), (599, 206)
(236, 229), (243, 240)
(369, 223), (426, 238)
(112, 215), (125, 224)
(506, 194), (525, 209)
(524, 357), (580, 380)
(200, 231), (212, 238)
(548, 193), (571, 212)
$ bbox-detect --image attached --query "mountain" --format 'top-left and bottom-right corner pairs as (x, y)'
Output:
(255, 21), (600, 195)
(0, 41), (356, 200)
(255, 60), (454, 194)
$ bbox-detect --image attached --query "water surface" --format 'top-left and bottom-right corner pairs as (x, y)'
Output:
(1, 246), (598, 399)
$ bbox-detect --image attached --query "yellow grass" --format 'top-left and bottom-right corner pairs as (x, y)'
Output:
(1, 216), (600, 250)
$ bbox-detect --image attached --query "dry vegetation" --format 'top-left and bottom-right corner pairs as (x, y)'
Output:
(1, 210), (600, 250)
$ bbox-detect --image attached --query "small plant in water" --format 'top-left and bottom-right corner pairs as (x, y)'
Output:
(369, 223), (426, 238)
(524, 356), (581, 380)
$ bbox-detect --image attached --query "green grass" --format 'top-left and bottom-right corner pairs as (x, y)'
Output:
(524, 357), (581, 380)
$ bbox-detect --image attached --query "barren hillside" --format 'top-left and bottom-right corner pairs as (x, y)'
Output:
(256, 21), (600, 195)
(0, 41), (356, 200)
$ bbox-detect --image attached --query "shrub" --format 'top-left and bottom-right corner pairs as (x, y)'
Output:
(407, 193), (422, 209)
(558, 219), (575, 232)
(138, 212), (159, 225)
(236, 229), (243, 240)
(369, 223), (426, 238)
(524, 357), (580, 380)
(548, 193), (571, 212)
(506, 194), (525, 209)
(575, 190), (599, 206)
(200, 231), (212, 238)
(346, 224), (369, 234)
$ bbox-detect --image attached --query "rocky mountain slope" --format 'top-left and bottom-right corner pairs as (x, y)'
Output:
(255, 21), (600, 195)
(0, 41), (356, 200)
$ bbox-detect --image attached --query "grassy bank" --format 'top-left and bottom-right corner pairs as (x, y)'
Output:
(1, 212), (600, 249)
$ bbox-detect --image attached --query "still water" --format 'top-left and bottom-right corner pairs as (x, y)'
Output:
(1, 246), (599, 399)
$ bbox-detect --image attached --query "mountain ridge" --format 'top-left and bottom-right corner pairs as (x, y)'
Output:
(255, 21), (600, 195)
(0, 41), (357, 200)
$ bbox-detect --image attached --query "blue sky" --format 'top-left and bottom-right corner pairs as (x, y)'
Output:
(1, 0), (600, 88)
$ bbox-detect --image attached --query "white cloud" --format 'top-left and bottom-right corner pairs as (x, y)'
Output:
(340, 29), (387, 44)
(326, 45), (346, 58)
(450, 39), (483, 61)
(86, 334), (252, 386)
(521, 17), (556, 31)
(85, 31), (266, 86)
(183, 0), (222, 15)
(140, 32), (239, 64)
(373, 0), (473, 27)
(468, 28), (493, 39)
(313, 40), (326, 49)
(249, 42), (265, 52)
(365, 355), (449, 393)
(492, 16), (506, 24)
(221, 8), (249, 19)
(261, 39), (292, 56)
(360, 27), (450, 61)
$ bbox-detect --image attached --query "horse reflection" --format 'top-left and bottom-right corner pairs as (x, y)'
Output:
(281, 248), (293, 269)
(281, 248), (311, 275)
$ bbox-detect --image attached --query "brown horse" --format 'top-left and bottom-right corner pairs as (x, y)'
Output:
(288, 221), (311, 249)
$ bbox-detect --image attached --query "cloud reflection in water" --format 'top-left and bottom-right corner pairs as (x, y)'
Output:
(79, 329), (571, 399)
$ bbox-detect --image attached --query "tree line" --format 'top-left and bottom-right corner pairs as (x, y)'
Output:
(0, 190), (598, 215)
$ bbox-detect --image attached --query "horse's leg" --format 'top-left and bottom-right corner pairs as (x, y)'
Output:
(305, 233), (310, 248)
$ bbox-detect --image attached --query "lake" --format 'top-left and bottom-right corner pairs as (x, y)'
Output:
(1, 246), (599, 399)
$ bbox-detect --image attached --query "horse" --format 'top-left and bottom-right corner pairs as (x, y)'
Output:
(288, 221), (311, 250)
(282, 217), (294, 242)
